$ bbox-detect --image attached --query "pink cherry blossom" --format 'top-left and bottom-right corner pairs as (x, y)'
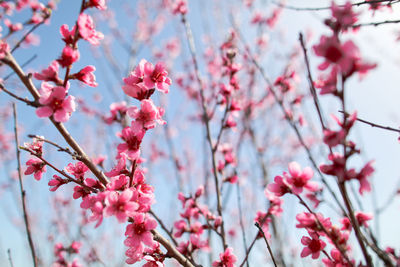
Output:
(313, 35), (354, 73)
(48, 175), (67, 191)
(104, 189), (138, 223)
(117, 124), (145, 160)
(190, 234), (208, 250)
(60, 24), (76, 45)
(4, 18), (22, 32)
(77, 13), (104, 46)
(124, 213), (157, 249)
(103, 101), (128, 124)
(122, 59), (152, 100)
(329, 1), (358, 32)
(106, 175), (129, 191)
(127, 99), (165, 130)
(255, 211), (271, 239)
(88, 0), (107, 10)
(34, 61), (61, 84)
(313, 36), (376, 78)
(57, 46), (80, 68)
(314, 67), (338, 95)
(72, 65), (98, 87)
(265, 189), (283, 216)
(212, 247), (237, 267)
(300, 232), (326, 259)
(356, 160), (374, 195)
(267, 175), (291, 197)
(0, 41), (10, 59)
(322, 248), (354, 267)
(36, 83), (76, 122)
(284, 162), (317, 194)
(65, 162), (89, 180)
(143, 61), (171, 93)
(355, 211), (373, 227)
(296, 212), (332, 232)
(172, 0), (187, 15)
(24, 137), (44, 156)
(24, 157), (46, 180)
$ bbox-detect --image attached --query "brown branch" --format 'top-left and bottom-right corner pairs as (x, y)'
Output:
(339, 80), (373, 267)
(339, 110), (400, 134)
(255, 222), (278, 267)
(27, 134), (83, 160)
(7, 249), (14, 267)
(12, 103), (38, 267)
(239, 233), (258, 267)
(180, 13), (227, 249)
(2, 52), (109, 186)
(294, 194), (352, 264)
(149, 210), (178, 246)
(20, 146), (97, 193)
(230, 14), (347, 216)
(4, 54), (38, 81)
(271, 0), (399, 11)
(338, 183), (373, 267)
(11, 12), (50, 53)
(151, 229), (197, 267)
(353, 19), (400, 28)
(299, 33), (326, 130)
(236, 183), (249, 267)
(62, 0), (86, 87)
(0, 83), (38, 107)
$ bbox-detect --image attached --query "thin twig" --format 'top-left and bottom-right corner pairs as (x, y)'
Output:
(163, 115), (184, 192)
(239, 233), (258, 267)
(0, 83), (38, 107)
(2, 52), (109, 186)
(299, 33), (326, 130)
(11, 13), (50, 53)
(20, 146), (97, 193)
(339, 110), (400, 134)
(149, 210), (178, 246)
(27, 134), (83, 159)
(294, 194), (352, 264)
(338, 183), (373, 267)
(4, 54), (38, 81)
(230, 14), (347, 216)
(180, 13), (227, 249)
(12, 103), (38, 267)
(255, 222), (278, 267)
(7, 249), (14, 267)
(151, 229), (197, 267)
(271, 0), (399, 11)
(353, 19), (400, 28)
(236, 183), (249, 267)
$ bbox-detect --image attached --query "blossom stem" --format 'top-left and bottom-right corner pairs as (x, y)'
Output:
(7, 249), (14, 267)
(0, 83), (38, 107)
(271, 0), (399, 11)
(2, 52), (109, 186)
(295, 194), (352, 264)
(62, 0), (86, 88)
(339, 110), (400, 134)
(27, 134), (82, 159)
(231, 15), (347, 215)
(12, 103), (38, 267)
(149, 210), (178, 246)
(299, 33), (327, 130)
(151, 229), (197, 267)
(181, 13), (227, 249)
(21, 147), (97, 193)
(340, 78), (373, 267)
(255, 222), (278, 267)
